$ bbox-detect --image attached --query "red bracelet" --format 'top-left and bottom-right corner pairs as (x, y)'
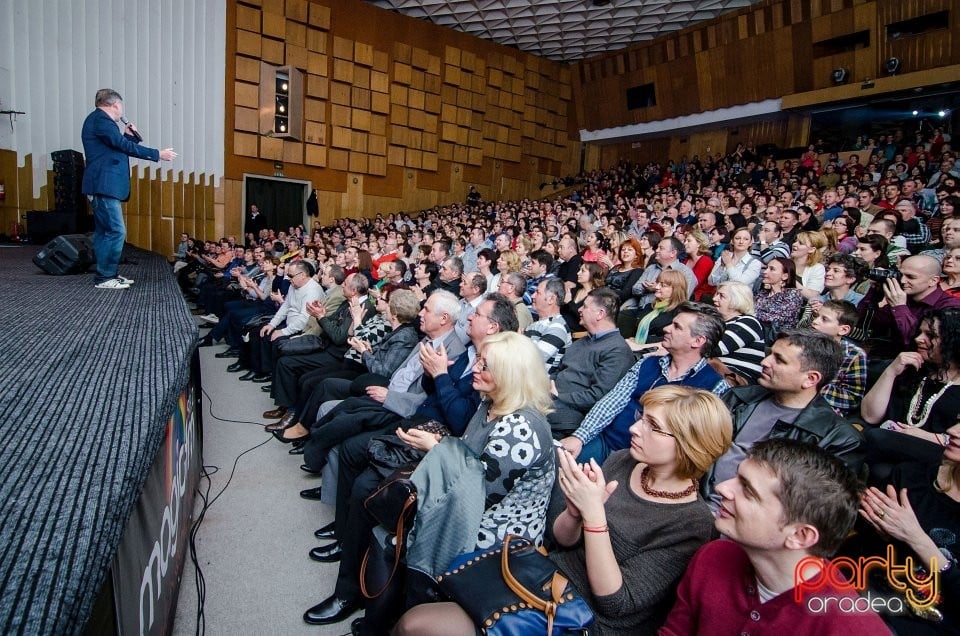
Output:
(583, 524), (608, 534)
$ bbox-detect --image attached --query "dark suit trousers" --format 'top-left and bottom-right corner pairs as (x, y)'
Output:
(302, 398), (401, 472)
(331, 427), (392, 602)
(272, 348), (343, 408)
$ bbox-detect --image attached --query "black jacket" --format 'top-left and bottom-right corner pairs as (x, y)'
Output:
(702, 385), (865, 497)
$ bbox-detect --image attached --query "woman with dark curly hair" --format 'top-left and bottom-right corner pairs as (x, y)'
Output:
(861, 308), (960, 483)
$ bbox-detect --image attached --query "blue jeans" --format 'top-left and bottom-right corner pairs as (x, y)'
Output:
(577, 434), (613, 466)
(89, 194), (125, 283)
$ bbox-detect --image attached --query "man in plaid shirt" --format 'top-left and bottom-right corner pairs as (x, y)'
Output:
(811, 300), (866, 416)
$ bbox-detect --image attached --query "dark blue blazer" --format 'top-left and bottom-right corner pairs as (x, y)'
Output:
(81, 108), (159, 201)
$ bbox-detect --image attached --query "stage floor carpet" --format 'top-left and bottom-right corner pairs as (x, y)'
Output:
(0, 241), (198, 633)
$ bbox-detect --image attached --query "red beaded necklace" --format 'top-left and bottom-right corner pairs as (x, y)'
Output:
(640, 465), (698, 500)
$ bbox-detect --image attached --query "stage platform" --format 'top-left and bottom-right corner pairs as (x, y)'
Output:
(0, 240), (199, 633)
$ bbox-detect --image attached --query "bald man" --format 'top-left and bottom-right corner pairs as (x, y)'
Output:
(872, 255), (960, 353)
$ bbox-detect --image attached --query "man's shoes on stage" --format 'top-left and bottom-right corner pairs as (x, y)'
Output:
(314, 520), (335, 538)
(302, 593), (357, 625)
(198, 336), (214, 347)
(116, 275), (135, 285)
(95, 278), (130, 290)
(265, 412), (295, 432)
(251, 373), (271, 383)
(300, 463), (322, 475)
(288, 445), (304, 455)
(261, 384), (273, 392)
(263, 407), (287, 419)
(226, 362), (245, 373)
(301, 486), (324, 501)
(308, 542), (343, 563)
(214, 348), (239, 358)
(239, 370), (258, 381)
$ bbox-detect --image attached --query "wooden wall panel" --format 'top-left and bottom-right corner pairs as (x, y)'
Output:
(576, 0), (960, 131)
(223, 0), (579, 223)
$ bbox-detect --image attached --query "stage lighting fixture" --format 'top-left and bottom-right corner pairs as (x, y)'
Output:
(884, 57), (901, 75)
(939, 110), (948, 118)
(831, 68), (849, 85)
(912, 110), (920, 116)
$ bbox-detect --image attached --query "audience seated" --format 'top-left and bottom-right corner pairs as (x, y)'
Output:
(838, 423), (960, 634)
(547, 288), (635, 437)
(710, 281), (766, 385)
(187, 123), (960, 634)
(860, 308), (960, 484)
(562, 302), (728, 465)
(705, 329), (863, 506)
(524, 277), (573, 374)
(397, 385), (733, 635)
(661, 439), (889, 634)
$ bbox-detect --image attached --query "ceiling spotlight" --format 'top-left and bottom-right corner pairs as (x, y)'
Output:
(939, 110), (948, 118)
(884, 57), (901, 75)
(912, 110), (920, 116)
(831, 68), (849, 85)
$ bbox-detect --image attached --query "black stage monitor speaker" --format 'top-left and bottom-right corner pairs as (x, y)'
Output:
(33, 234), (95, 275)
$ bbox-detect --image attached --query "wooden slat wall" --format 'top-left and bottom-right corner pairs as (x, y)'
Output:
(224, 0), (580, 227)
(575, 0), (960, 132)
(0, 148), (219, 250)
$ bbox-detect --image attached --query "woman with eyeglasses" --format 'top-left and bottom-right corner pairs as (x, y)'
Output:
(397, 386), (732, 636)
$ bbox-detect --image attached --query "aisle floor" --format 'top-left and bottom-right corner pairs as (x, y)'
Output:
(173, 340), (359, 635)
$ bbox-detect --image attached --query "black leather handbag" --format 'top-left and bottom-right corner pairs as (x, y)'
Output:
(360, 466), (418, 599)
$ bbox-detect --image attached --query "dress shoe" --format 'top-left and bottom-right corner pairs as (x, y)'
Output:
(301, 463), (323, 475)
(272, 428), (309, 444)
(261, 384), (273, 392)
(214, 348), (239, 359)
(197, 336), (214, 347)
(264, 412), (296, 432)
(301, 486), (324, 501)
(308, 542), (342, 563)
(263, 406), (287, 419)
(288, 445), (304, 455)
(314, 520), (336, 538)
(251, 374), (272, 383)
(303, 593), (357, 625)
(351, 617), (380, 636)
(226, 362), (246, 373)
(238, 370), (258, 381)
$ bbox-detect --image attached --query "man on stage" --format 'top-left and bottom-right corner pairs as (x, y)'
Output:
(81, 88), (176, 289)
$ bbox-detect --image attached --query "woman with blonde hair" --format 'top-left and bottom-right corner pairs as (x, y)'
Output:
(683, 229), (715, 301)
(624, 269), (688, 350)
(711, 281), (766, 385)
(396, 385), (733, 635)
(791, 230), (827, 299)
(489, 249), (521, 291)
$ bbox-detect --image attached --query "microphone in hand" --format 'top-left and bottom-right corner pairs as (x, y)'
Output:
(119, 116), (143, 142)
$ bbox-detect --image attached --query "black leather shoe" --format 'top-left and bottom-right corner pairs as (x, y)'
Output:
(301, 486), (324, 501)
(272, 428), (309, 444)
(239, 370), (258, 381)
(251, 373), (271, 383)
(198, 336), (214, 347)
(300, 463), (323, 475)
(261, 384), (273, 392)
(226, 362), (245, 373)
(308, 542), (342, 563)
(214, 348), (239, 359)
(288, 445), (304, 455)
(314, 520), (336, 538)
(303, 593), (357, 625)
